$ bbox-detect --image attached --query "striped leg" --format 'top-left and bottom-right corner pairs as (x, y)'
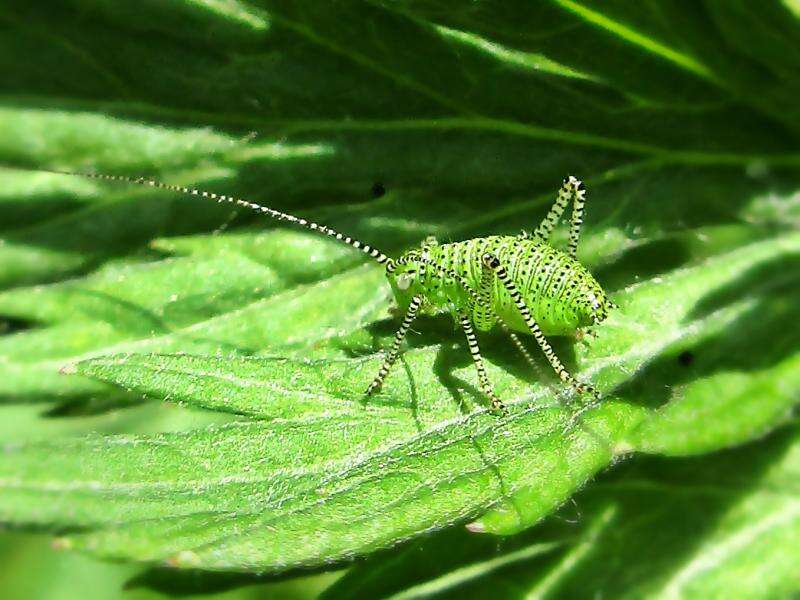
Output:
(366, 295), (423, 395)
(471, 248), (496, 332)
(499, 321), (547, 381)
(459, 313), (507, 415)
(531, 176), (587, 259)
(565, 176), (587, 258)
(482, 253), (599, 400)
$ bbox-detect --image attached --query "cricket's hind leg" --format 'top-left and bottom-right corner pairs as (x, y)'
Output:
(528, 176), (588, 259)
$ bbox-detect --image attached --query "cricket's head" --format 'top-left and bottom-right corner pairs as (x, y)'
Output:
(384, 250), (425, 307)
(573, 272), (614, 328)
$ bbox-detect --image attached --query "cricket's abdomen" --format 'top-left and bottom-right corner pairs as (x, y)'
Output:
(421, 236), (598, 336)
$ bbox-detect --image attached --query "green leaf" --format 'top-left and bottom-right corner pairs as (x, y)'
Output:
(326, 423), (800, 599)
(0, 233), (797, 572)
(1, 0), (800, 595)
(0, 231), (368, 401)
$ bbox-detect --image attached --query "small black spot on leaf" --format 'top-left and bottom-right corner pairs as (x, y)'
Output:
(678, 350), (695, 367)
(371, 182), (386, 199)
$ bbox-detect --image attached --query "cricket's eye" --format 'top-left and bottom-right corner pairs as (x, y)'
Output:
(587, 292), (601, 310)
(397, 274), (414, 290)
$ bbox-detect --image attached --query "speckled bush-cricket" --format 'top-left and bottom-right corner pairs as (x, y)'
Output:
(53, 171), (614, 414)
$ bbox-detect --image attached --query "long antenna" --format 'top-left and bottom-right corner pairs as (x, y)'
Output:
(47, 170), (394, 266)
(37, 170), (484, 302)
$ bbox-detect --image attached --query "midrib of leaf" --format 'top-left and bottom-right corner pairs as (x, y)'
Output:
(370, 0), (722, 105)
(99, 262), (387, 353)
(79, 358), (391, 419)
(522, 504), (617, 600)
(184, 0), (269, 31)
(434, 25), (594, 81)
(1, 421), (408, 495)
(550, 0), (717, 83)
(266, 119), (800, 166)
(384, 540), (563, 600)
(7, 101), (798, 169)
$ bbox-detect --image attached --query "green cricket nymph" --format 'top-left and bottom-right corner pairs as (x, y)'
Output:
(51, 171), (613, 414)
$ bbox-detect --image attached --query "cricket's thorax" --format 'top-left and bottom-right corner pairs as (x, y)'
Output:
(387, 235), (609, 336)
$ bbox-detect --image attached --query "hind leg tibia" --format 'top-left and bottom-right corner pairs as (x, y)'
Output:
(530, 176), (588, 259)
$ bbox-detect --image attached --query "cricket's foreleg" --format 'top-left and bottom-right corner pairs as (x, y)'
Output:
(482, 253), (599, 400)
(366, 295), (423, 395)
(458, 312), (507, 415)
